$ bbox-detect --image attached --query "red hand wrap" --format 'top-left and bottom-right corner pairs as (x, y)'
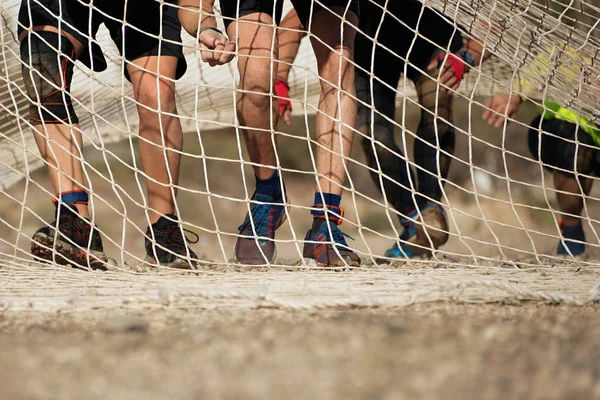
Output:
(435, 53), (467, 83)
(275, 79), (292, 115)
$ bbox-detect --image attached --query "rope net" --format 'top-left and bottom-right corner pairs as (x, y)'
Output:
(0, 0), (599, 311)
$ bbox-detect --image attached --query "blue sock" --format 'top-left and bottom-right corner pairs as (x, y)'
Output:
(255, 171), (283, 200)
(53, 191), (88, 215)
(311, 192), (342, 229)
(557, 222), (586, 256)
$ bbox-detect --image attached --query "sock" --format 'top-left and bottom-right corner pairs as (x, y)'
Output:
(255, 170), (283, 200)
(53, 190), (88, 215)
(311, 192), (342, 231)
(558, 221), (586, 256)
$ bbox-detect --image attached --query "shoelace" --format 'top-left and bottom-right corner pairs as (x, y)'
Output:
(159, 225), (199, 252)
(238, 203), (278, 241)
(315, 223), (354, 247)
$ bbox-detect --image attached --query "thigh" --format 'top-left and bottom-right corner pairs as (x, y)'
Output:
(227, 12), (277, 89)
(528, 117), (593, 173)
(220, 0), (282, 30)
(291, 0), (359, 29)
(107, 0), (186, 81)
(127, 55), (179, 95)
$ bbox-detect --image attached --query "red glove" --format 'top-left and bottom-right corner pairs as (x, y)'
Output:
(275, 79), (292, 115)
(432, 52), (468, 83)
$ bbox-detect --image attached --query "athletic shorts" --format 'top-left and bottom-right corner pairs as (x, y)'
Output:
(355, 0), (463, 81)
(220, 0), (359, 29)
(528, 115), (600, 176)
(18, 0), (187, 81)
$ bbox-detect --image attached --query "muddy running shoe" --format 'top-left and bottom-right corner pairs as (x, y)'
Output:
(557, 220), (586, 256)
(31, 206), (107, 269)
(145, 214), (199, 269)
(234, 193), (287, 265)
(303, 220), (360, 267)
(384, 202), (449, 258)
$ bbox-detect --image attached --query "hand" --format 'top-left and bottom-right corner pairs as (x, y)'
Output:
(275, 79), (292, 126)
(427, 51), (471, 92)
(198, 28), (236, 67)
(482, 93), (522, 128)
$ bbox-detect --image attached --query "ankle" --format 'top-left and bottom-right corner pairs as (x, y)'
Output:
(255, 171), (284, 200)
(54, 191), (90, 219)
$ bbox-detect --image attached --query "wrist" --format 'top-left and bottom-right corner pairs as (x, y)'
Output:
(276, 78), (289, 88)
(456, 50), (475, 72)
(199, 26), (223, 36)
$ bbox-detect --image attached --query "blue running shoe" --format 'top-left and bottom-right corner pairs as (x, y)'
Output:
(303, 219), (361, 267)
(557, 221), (586, 256)
(384, 209), (418, 258)
(384, 202), (449, 258)
(235, 193), (287, 265)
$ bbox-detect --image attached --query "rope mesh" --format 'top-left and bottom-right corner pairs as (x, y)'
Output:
(0, 0), (599, 310)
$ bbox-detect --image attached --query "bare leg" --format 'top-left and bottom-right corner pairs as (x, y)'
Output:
(22, 28), (89, 218)
(228, 13), (279, 180)
(309, 9), (358, 195)
(127, 56), (181, 224)
(554, 172), (592, 226)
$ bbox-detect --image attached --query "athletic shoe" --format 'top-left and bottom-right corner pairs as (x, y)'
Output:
(145, 214), (199, 269)
(557, 220), (586, 256)
(234, 193), (287, 265)
(384, 210), (418, 258)
(384, 202), (449, 258)
(303, 220), (361, 267)
(31, 205), (107, 269)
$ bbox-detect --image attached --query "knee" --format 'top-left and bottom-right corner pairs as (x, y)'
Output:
(237, 90), (272, 114)
(316, 49), (355, 92)
(236, 64), (274, 113)
(135, 80), (177, 123)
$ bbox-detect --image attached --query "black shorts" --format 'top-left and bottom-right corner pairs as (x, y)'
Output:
(355, 0), (463, 82)
(528, 115), (600, 176)
(18, 0), (186, 81)
(220, 0), (359, 29)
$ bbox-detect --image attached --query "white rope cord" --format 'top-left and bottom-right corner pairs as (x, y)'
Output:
(0, 0), (600, 310)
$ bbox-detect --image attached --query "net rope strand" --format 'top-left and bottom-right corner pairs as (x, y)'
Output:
(0, 0), (599, 310)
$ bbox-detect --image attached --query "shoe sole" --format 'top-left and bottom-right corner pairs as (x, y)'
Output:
(300, 256), (360, 269)
(144, 254), (197, 269)
(31, 232), (108, 270)
(404, 206), (449, 256)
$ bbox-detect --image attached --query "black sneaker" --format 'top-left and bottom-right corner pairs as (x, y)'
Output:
(145, 214), (199, 269)
(31, 205), (107, 269)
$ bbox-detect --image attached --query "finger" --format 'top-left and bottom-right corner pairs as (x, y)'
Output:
(219, 41), (236, 64)
(202, 50), (218, 65)
(440, 70), (455, 85)
(284, 109), (291, 126)
(427, 58), (439, 71)
(482, 101), (492, 120)
(487, 110), (500, 126)
(212, 42), (225, 64)
(447, 77), (459, 91)
(494, 115), (506, 128)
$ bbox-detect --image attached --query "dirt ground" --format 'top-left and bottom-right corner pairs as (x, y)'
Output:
(2, 100), (600, 399)
(0, 303), (598, 399)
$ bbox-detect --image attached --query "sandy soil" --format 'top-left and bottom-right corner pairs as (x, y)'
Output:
(0, 303), (598, 399)
(2, 101), (600, 399)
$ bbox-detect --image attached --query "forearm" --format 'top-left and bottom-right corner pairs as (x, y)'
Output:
(277, 9), (306, 82)
(178, 0), (217, 37)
